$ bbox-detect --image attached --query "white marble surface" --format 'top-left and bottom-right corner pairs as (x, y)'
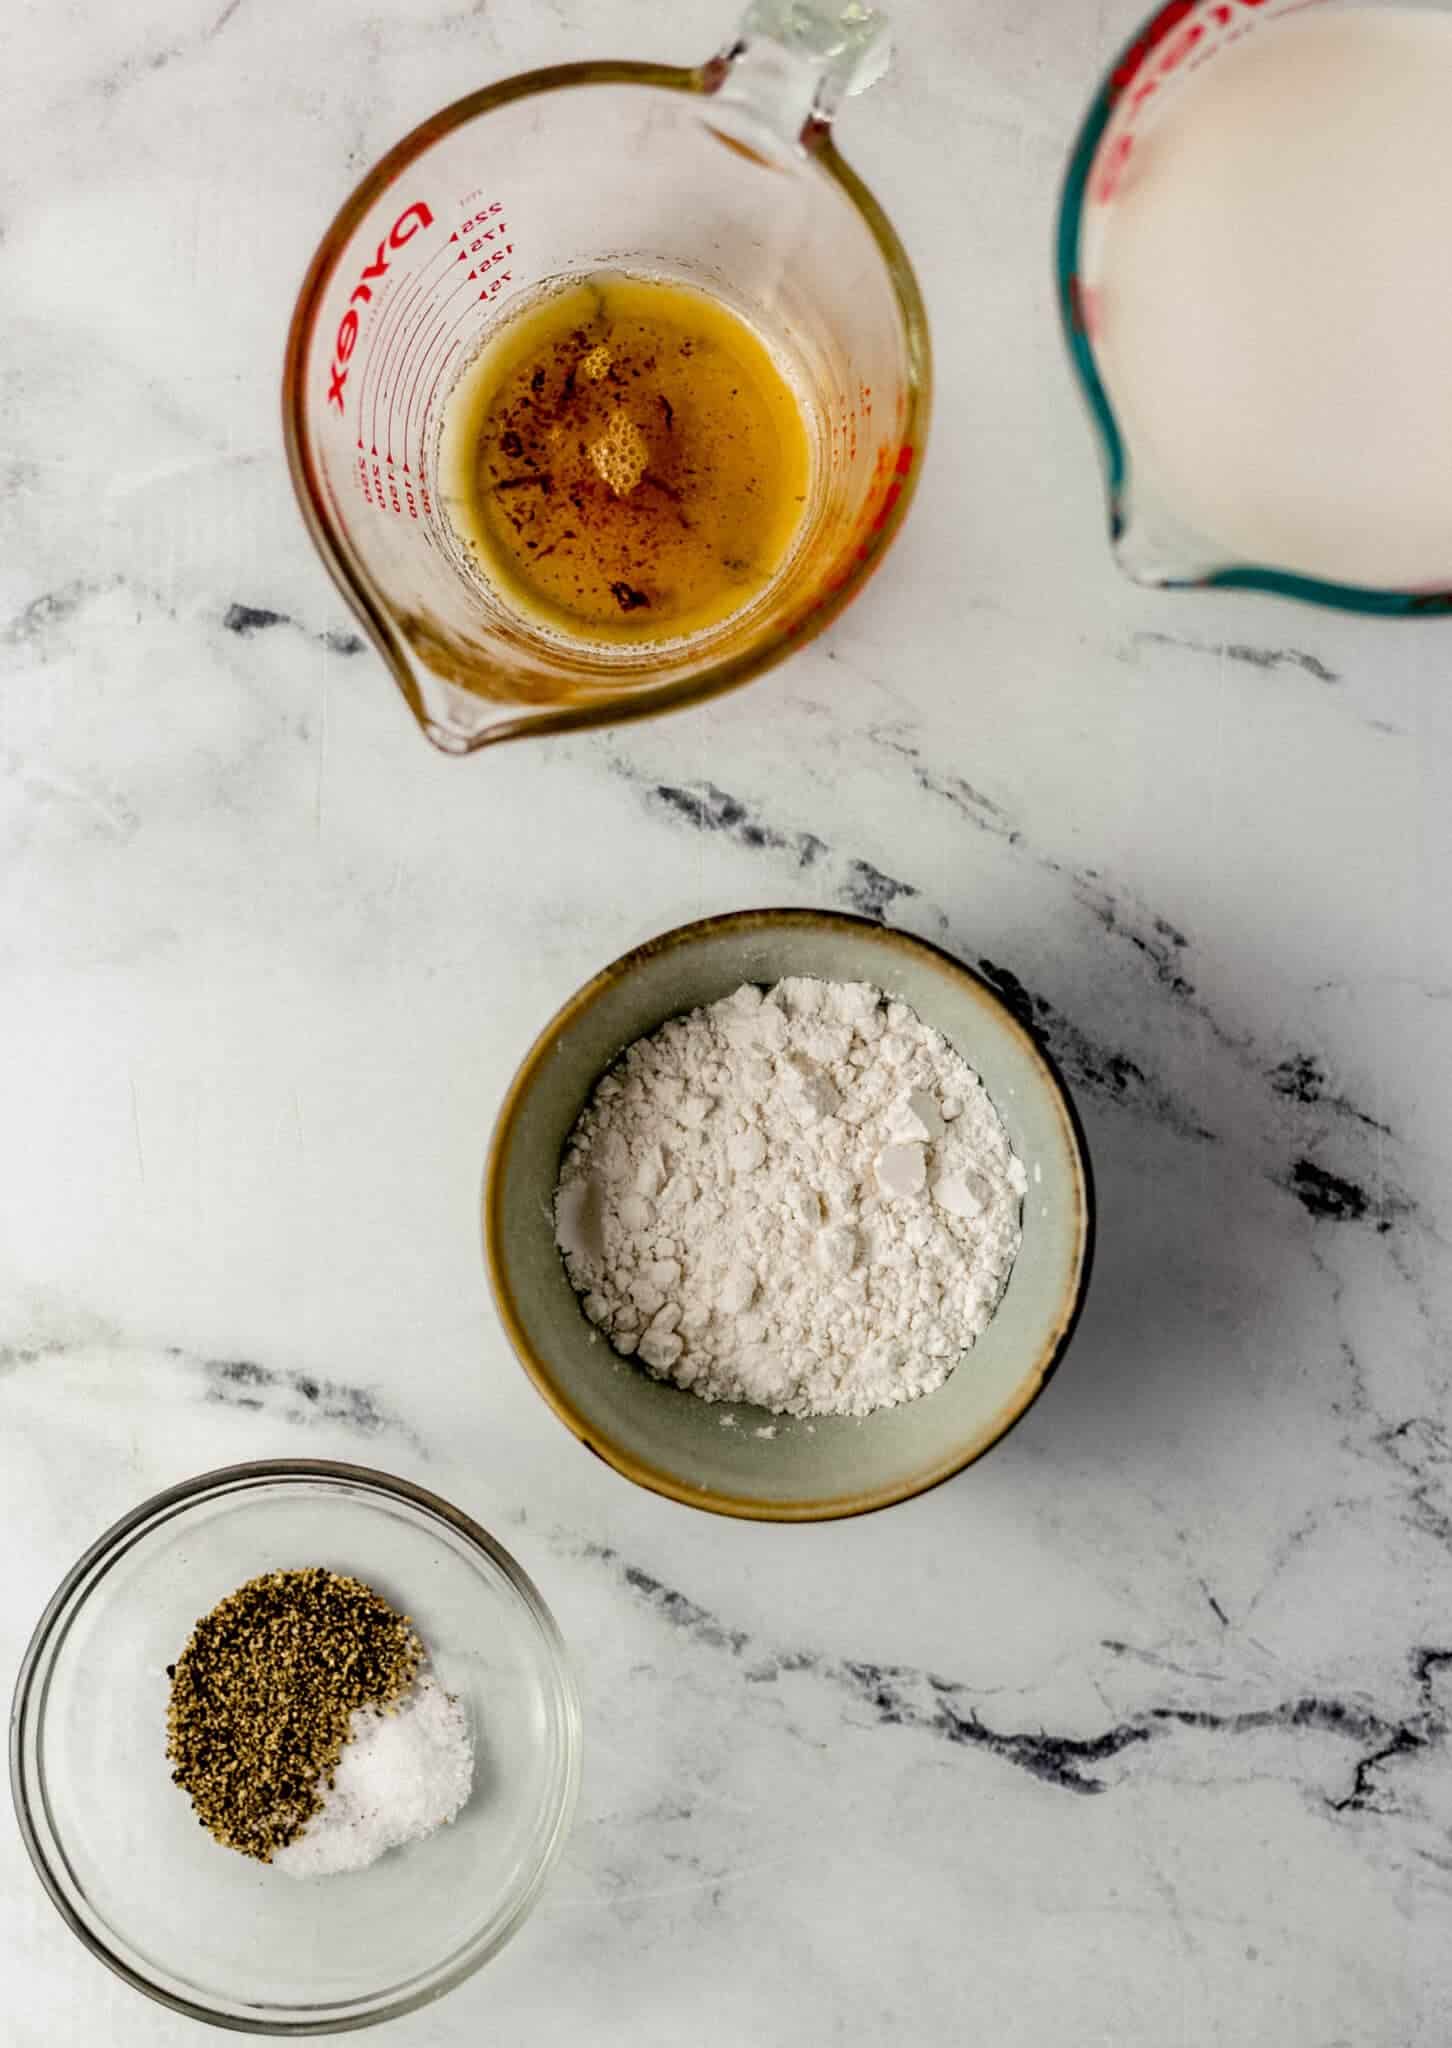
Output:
(4, 0), (1450, 2040)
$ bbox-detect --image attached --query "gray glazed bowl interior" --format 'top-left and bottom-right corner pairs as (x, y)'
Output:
(485, 911), (1093, 1520)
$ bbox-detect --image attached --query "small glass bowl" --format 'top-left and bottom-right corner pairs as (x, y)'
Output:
(10, 1460), (581, 2034)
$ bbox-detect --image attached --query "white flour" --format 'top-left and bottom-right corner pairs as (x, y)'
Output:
(554, 978), (1026, 1418)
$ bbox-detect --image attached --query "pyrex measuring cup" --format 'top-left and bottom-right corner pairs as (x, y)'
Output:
(1056, 0), (1452, 615)
(284, 1), (930, 751)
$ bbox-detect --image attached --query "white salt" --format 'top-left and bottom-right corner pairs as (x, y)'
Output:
(272, 1673), (474, 1880)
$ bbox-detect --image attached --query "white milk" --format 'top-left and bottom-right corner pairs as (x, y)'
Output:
(1093, 7), (1452, 588)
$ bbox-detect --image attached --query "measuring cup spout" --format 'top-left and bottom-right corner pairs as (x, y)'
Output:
(703, 0), (891, 149)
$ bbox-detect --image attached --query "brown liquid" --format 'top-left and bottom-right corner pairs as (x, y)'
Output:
(441, 274), (812, 643)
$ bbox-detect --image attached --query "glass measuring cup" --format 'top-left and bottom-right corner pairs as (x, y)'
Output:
(1056, 0), (1452, 616)
(283, 1), (930, 751)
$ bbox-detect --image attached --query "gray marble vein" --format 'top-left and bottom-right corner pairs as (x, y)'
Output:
(1135, 630), (1342, 686)
(579, 1539), (1448, 1818)
(609, 749), (1417, 1232)
(195, 1353), (426, 1450)
(221, 602), (366, 656)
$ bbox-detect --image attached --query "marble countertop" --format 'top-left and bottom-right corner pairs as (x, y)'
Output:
(4, 0), (1449, 2040)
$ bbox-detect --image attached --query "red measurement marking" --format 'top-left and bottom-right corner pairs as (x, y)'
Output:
(1093, 132), (1136, 205)
(409, 337), (463, 477)
(403, 303), (474, 464)
(400, 289), (487, 464)
(1110, 0), (1196, 93)
(389, 308), (448, 472)
(401, 315), (453, 475)
(383, 290), (448, 462)
(421, 340), (462, 420)
(388, 242), (511, 466)
(326, 202), (444, 422)
(360, 233), (454, 452)
(360, 284), (405, 451)
(1099, 0), (1282, 203)
(383, 234), (503, 459)
(365, 256), (434, 402)
(367, 264), (433, 454)
(870, 483), (903, 533)
(1069, 276), (1103, 339)
(407, 333), (458, 512)
(345, 200), (517, 520)
(378, 263), (458, 461)
(778, 442), (915, 639)
(387, 263), (483, 464)
(327, 202), (430, 413)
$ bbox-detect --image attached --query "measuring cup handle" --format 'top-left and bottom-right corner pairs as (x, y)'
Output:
(702, 0), (891, 149)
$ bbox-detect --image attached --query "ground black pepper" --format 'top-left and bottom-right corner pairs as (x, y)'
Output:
(165, 1567), (421, 1863)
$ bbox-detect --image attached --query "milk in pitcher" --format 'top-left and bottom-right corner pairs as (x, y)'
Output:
(1092, 7), (1452, 590)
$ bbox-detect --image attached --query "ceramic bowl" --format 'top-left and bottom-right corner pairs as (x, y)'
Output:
(10, 1460), (581, 2033)
(485, 910), (1093, 1520)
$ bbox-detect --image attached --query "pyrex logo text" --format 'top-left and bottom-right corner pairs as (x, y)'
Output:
(327, 202), (434, 413)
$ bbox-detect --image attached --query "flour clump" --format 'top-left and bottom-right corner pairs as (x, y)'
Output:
(553, 978), (1026, 1418)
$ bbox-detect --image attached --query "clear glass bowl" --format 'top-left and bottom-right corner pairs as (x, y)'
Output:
(9, 1460), (581, 2034)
